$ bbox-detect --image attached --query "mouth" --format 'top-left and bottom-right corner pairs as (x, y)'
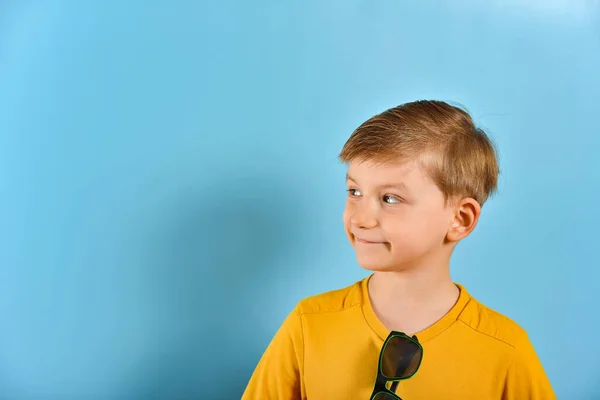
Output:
(355, 237), (387, 245)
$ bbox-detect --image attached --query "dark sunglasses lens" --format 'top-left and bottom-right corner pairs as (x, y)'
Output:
(381, 336), (423, 379)
(373, 392), (400, 400)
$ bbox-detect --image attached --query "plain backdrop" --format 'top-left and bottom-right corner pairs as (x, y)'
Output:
(1, 1), (599, 399)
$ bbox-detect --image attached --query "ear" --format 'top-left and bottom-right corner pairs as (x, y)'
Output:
(446, 198), (481, 242)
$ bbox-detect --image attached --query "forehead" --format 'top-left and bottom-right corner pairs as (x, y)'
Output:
(346, 159), (425, 185)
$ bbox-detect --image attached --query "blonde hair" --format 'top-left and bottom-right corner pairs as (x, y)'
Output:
(339, 100), (499, 206)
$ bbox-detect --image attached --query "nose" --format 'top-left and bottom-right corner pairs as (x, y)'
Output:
(350, 198), (378, 229)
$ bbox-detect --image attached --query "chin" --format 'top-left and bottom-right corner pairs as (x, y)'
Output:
(356, 255), (414, 273)
(356, 257), (396, 272)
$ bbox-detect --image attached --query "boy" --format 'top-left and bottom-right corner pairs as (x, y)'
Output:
(242, 100), (555, 399)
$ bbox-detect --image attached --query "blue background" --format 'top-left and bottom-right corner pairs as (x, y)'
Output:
(1, 1), (599, 399)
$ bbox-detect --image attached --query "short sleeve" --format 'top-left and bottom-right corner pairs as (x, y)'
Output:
(502, 334), (556, 400)
(241, 305), (305, 400)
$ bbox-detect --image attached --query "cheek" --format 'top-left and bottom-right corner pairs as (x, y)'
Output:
(385, 209), (448, 242)
(423, 215), (451, 245)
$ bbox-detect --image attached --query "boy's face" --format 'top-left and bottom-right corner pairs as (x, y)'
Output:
(343, 159), (456, 272)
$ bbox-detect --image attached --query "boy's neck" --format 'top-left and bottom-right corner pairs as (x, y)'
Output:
(367, 265), (460, 335)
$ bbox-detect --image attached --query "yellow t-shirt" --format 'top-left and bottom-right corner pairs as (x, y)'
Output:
(242, 275), (556, 399)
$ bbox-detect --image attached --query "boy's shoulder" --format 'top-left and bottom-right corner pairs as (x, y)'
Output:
(293, 278), (366, 316)
(459, 290), (531, 348)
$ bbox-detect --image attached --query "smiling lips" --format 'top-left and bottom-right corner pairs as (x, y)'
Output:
(355, 237), (387, 245)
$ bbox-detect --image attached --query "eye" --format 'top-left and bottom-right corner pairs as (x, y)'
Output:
(383, 195), (402, 204)
(347, 188), (361, 197)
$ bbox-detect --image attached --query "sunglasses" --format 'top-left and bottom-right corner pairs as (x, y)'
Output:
(369, 331), (423, 400)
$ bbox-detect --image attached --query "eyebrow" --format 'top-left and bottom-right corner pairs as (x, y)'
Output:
(346, 173), (410, 192)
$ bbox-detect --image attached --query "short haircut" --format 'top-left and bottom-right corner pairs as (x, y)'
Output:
(339, 100), (499, 206)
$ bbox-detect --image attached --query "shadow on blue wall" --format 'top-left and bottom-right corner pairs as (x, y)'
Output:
(122, 174), (303, 399)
